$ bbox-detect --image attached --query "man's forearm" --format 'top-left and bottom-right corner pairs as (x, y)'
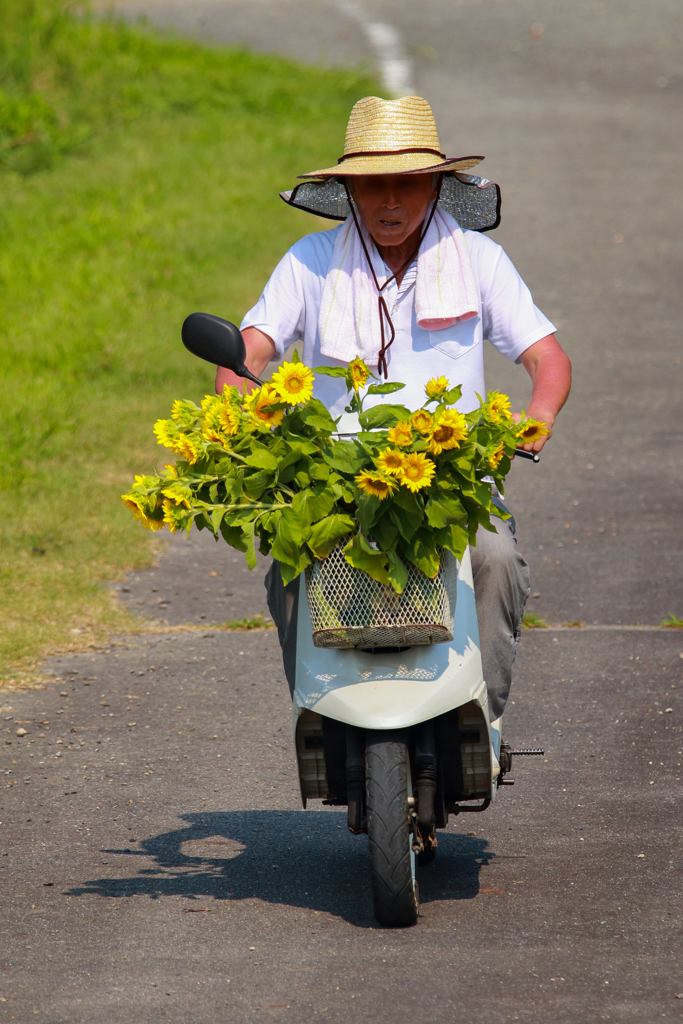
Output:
(517, 335), (572, 451)
(215, 326), (276, 394)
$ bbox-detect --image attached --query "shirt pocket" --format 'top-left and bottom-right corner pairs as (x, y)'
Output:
(427, 316), (481, 362)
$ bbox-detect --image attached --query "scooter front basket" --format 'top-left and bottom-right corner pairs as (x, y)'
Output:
(304, 543), (457, 649)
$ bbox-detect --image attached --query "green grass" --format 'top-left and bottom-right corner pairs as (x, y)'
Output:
(660, 613), (683, 629)
(522, 612), (549, 629)
(218, 615), (275, 631)
(0, 3), (377, 685)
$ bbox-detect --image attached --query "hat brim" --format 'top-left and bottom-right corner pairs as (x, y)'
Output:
(298, 153), (484, 179)
(280, 172), (502, 233)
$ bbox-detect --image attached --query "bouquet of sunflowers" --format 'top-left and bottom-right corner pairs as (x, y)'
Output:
(122, 356), (547, 593)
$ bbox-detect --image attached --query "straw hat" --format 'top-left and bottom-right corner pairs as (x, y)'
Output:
(299, 95), (483, 178)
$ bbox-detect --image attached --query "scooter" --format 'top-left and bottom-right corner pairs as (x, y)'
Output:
(182, 312), (544, 927)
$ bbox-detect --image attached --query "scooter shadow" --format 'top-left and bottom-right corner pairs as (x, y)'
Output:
(67, 810), (494, 927)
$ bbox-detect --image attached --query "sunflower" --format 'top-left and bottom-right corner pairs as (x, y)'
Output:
(486, 391), (512, 423)
(516, 418), (549, 444)
(375, 449), (405, 476)
(162, 498), (192, 534)
(246, 384), (285, 428)
(153, 418), (177, 448)
(425, 375), (449, 399)
(487, 442), (506, 470)
(397, 452), (436, 493)
(172, 434), (203, 464)
(427, 409), (468, 455)
(387, 421), (414, 448)
(161, 481), (192, 508)
(271, 361), (315, 404)
(171, 398), (198, 426)
(347, 357), (370, 391)
(121, 488), (165, 532)
(218, 402), (240, 436)
(153, 419), (203, 463)
(411, 409), (433, 434)
(355, 470), (397, 500)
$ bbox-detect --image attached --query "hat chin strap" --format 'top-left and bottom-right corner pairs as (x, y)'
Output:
(343, 179), (443, 379)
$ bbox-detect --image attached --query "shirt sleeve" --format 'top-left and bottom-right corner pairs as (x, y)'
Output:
(240, 250), (307, 359)
(477, 237), (556, 362)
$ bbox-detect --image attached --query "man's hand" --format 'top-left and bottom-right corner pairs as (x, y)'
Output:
(215, 326), (276, 395)
(514, 335), (572, 453)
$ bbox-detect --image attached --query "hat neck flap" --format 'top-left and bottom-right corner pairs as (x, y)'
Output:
(279, 173), (501, 233)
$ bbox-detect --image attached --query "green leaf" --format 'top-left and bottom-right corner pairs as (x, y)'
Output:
(354, 491), (383, 533)
(270, 506), (304, 567)
(280, 556), (309, 585)
(358, 404), (412, 430)
(309, 460), (331, 482)
(326, 440), (366, 475)
(432, 522), (469, 563)
(404, 529), (441, 578)
(242, 468), (275, 499)
(366, 382), (406, 396)
(242, 521), (258, 571)
(442, 385), (462, 405)
(369, 511), (399, 551)
(308, 513), (355, 559)
(245, 445), (279, 471)
(392, 488), (424, 517)
(386, 550), (409, 594)
(389, 507), (422, 543)
(292, 486), (337, 526)
(220, 521), (247, 552)
(425, 495), (467, 530)
(293, 467), (312, 490)
(313, 365), (348, 378)
(343, 532), (390, 587)
(296, 399), (337, 432)
(210, 507), (225, 535)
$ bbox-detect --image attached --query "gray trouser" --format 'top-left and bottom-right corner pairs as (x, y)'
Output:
(265, 514), (529, 721)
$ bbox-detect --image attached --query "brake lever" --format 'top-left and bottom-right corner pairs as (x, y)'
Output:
(514, 449), (540, 463)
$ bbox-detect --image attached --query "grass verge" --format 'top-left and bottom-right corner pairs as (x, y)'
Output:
(0, 3), (376, 686)
(522, 612), (549, 629)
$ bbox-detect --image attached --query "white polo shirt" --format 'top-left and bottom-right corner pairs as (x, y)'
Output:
(241, 223), (555, 417)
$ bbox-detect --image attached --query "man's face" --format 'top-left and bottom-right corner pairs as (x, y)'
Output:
(349, 173), (438, 248)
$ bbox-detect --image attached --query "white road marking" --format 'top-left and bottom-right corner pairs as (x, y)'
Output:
(334, 0), (415, 96)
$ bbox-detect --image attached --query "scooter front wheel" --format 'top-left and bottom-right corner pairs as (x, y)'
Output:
(366, 731), (418, 927)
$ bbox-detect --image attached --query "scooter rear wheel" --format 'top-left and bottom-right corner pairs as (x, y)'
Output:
(365, 731), (418, 927)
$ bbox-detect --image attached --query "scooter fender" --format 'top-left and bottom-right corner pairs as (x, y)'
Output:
(292, 547), (489, 732)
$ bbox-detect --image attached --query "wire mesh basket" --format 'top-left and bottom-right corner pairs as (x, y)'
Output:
(304, 542), (457, 649)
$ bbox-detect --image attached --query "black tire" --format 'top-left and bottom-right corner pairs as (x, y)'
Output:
(365, 731), (418, 927)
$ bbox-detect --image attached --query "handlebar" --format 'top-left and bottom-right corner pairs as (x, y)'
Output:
(514, 449), (540, 463)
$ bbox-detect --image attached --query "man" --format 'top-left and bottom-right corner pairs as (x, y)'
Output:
(215, 95), (571, 741)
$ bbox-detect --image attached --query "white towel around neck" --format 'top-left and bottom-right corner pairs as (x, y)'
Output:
(317, 207), (479, 367)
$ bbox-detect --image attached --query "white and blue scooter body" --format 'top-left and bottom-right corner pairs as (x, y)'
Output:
(292, 547), (497, 807)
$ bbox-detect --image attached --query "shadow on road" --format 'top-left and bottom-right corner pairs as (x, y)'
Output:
(66, 811), (493, 926)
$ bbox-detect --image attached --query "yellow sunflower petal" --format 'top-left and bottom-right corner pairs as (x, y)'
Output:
(347, 357), (370, 391)
(396, 452), (436, 493)
(411, 410), (433, 434)
(516, 418), (549, 443)
(427, 409), (468, 455)
(487, 442), (505, 470)
(375, 449), (405, 476)
(355, 471), (397, 500)
(486, 391), (512, 423)
(425, 375), (449, 398)
(387, 421), (414, 448)
(271, 361), (315, 404)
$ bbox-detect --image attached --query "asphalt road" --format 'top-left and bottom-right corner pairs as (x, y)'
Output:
(3, 2), (682, 1021)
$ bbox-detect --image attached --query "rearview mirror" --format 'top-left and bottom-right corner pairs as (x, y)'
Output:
(181, 312), (264, 386)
